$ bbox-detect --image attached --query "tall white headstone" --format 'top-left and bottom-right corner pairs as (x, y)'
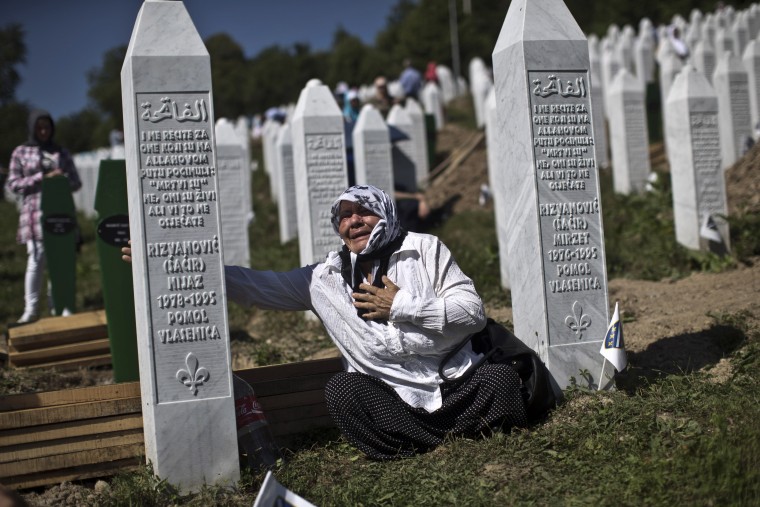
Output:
(732, 13), (750, 58)
(484, 88), (510, 289)
(121, 0), (238, 492)
(712, 51), (752, 168)
(352, 104), (394, 194)
(291, 80), (348, 266)
(265, 121), (282, 203)
(421, 81), (445, 131)
(742, 40), (760, 132)
(607, 69), (651, 194)
(387, 103), (418, 193)
(469, 57), (493, 129)
(600, 38), (621, 119)
(633, 28), (655, 86)
(692, 39), (717, 84)
(492, 0), (614, 393)
(404, 97), (430, 187)
(436, 64), (457, 103)
(274, 123), (297, 244)
(665, 65), (730, 251)
(235, 116), (253, 224)
(216, 120), (250, 267)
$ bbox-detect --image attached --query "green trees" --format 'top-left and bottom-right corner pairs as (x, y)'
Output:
(0, 23), (29, 172)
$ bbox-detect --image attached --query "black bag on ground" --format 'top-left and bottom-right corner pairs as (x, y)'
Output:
(438, 318), (558, 422)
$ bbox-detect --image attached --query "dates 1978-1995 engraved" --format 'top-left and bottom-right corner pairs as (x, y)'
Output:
(176, 352), (210, 395)
(565, 300), (591, 339)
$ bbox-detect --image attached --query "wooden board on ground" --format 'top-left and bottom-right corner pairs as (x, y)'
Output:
(0, 356), (345, 489)
(6, 310), (111, 371)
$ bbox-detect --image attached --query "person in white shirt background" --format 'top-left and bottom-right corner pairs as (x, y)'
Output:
(124, 185), (527, 460)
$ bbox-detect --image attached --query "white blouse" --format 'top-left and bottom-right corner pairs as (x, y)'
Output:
(224, 232), (486, 412)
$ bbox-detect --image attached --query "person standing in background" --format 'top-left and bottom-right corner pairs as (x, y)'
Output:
(6, 109), (81, 323)
(399, 58), (422, 101)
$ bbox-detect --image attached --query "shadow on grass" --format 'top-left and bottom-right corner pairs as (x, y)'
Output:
(616, 323), (747, 393)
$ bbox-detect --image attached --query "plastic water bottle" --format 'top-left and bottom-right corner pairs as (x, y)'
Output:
(233, 374), (282, 470)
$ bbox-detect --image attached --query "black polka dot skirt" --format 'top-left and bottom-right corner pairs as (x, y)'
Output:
(324, 363), (528, 460)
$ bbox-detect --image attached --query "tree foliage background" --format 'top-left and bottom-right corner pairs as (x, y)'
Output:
(0, 0), (755, 157)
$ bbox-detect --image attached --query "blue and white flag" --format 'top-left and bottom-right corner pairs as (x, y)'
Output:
(253, 471), (317, 507)
(600, 302), (627, 372)
(699, 213), (723, 244)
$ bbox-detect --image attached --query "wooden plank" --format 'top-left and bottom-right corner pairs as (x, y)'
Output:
(0, 428), (144, 463)
(5, 457), (142, 490)
(267, 402), (330, 425)
(0, 382), (140, 412)
(0, 397), (141, 430)
(8, 310), (108, 351)
(9, 338), (111, 367)
(0, 413), (143, 447)
(22, 353), (112, 372)
(235, 356), (344, 384)
(258, 388), (325, 411)
(247, 372), (338, 398)
(1, 441), (144, 477)
(271, 415), (335, 438)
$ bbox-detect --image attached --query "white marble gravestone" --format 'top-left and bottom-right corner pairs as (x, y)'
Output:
(291, 79), (348, 266)
(352, 104), (394, 195)
(693, 39), (717, 84)
(732, 13), (750, 58)
(742, 40), (760, 130)
(633, 28), (655, 87)
(469, 57), (493, 129)
(436, 64), (457, 103)
(215, 120), (250, 267)
(404, 97), (430, 187)
(275, 123), (297, 244)
(265, 120), (282, 203)
(665, 65), (730, 251)
(387, 103), (418, 193)
(590, 77), (609, 170)
(120, 0), (239, 492)
(607, 69), (651, 194)
(421, 81), (445, 131)
(484, 88), (510, 289)
(235, 116), (253, 224)
(712, 51), (752, 168)
(600, 38), (621, 119)
(492, 0), (614, 393)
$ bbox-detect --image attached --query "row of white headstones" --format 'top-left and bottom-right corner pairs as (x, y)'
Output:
(76, 0), (750, 494)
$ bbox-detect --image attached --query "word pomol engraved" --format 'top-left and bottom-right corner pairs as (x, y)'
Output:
(176, 352), (210, 395)
(565, 300), (591, 339)
(532, 75), (587, 99)
(141, 96), (209, 123)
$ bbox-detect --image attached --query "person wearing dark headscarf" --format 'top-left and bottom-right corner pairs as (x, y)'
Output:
(220, 185), (528, 459)
(6, 109), (81, 323)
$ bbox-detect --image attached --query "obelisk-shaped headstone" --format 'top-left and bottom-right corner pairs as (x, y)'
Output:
(693, 39), (717, 84)
(665, 65), (730, 252)
(607, 69), (651, 194)
(352, 104), (394, 194)
(275, 123), (297, 244)
(712, 51), (752, 168)
(291, 79), (348, 266)
(404, 97), (431, 187)
(216, 120), (250, 267)
(492, 0), (614, 393)
(742, 40), (760, 130)
(387, 104), (418, 193)
(121, 0), (239, 492)
(484, 88), (510, 290)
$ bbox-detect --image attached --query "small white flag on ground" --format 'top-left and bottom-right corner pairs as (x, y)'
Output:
(600, 302), (627, 372)
(253, 471), (317, 507)
(699, 213), (723, 244)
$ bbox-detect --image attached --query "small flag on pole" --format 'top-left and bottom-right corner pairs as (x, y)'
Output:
(699, 213), (723, 244)
(600, 302), (627, 372)
(253, 471), (317, 507)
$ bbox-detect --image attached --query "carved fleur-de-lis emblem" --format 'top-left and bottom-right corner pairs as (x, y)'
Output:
(176, 352), (210, 395)
(565, 301), (591, 339)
